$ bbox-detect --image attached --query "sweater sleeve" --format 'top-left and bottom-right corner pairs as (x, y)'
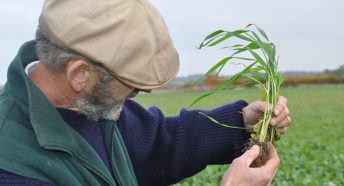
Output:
(117, 99), (251, 186)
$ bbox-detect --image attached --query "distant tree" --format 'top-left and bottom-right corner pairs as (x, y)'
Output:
(324, 65), (344, 76)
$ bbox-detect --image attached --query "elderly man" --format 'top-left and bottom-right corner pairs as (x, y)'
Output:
(0, 0), (291, 185)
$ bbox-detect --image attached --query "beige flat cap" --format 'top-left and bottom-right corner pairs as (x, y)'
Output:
(39, 0), (179, 89)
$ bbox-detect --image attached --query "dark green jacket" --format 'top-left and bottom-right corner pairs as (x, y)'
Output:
(0, 41), (138, 186)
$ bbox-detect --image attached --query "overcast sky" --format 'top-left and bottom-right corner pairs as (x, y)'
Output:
(0, 0), (343, 84)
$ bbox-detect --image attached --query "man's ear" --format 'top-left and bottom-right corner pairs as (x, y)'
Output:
(65, 60), (91, 93)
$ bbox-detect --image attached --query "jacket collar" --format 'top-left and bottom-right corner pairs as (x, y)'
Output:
(6, 41), (115, 184)
(7, 40), (82, 149)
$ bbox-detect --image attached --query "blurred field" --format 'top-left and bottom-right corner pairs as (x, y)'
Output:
(134, 85), (344, 186)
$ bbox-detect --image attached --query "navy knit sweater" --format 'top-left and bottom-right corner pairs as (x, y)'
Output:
(0, 99), (249, 186)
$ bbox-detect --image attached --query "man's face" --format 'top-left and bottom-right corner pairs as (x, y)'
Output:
(75, 71), (136, 121)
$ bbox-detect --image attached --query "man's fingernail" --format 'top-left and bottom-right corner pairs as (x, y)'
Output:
(271, 119), (276, 126)
(251, 145), (259, 151)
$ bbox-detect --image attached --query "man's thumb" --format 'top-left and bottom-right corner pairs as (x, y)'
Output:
(242, 145), (260, 166)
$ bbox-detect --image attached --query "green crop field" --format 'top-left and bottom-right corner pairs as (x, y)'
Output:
(134, 85), (344, 186)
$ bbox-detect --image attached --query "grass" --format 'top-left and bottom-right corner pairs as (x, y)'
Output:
(134, 85), (344, 186)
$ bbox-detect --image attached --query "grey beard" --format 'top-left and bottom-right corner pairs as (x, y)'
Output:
(75, 75), (124, 121)
(76, 98), (123, 121)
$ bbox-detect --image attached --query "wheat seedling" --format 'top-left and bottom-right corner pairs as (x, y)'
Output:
(190, 24), (283, 167)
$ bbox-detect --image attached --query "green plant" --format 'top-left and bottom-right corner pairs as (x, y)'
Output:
(191, 24), (283, 166)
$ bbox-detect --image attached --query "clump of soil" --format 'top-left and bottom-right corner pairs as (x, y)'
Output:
(246, 140), (268, 168)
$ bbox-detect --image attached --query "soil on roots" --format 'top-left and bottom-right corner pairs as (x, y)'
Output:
(246, 140), (268, 168)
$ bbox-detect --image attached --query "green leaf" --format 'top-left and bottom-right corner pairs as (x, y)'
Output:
(269, 43), (277, 66)
(232, 57), (255, 61)
(199, 112), (249, 130)
(189, 61), (257, 107)
(245, 23), (254, 28)
(231, 44), (245, 48)
(204, 30), (225, 41)
(199, 30), (229, 49)
(251, 66), (267, 72)
(250, 32), (275, 64)
(192, 56), (254, 88)
(242, 74), (264, 85)
(235, 33), (255, 42)
(208, 34), (234, 46)
(193, 56), (233, 86)
(246, 47), (266, 67)
(215, 62), (226, 77)
(249, 68), (267, 81)
(188, 92), (213, 108)
(199, 33), (227, 49)
(246, 24), (269, 41)
(231, 42), (260, 56)
(246, 42), (260, 50)
(208, 30), (249, 47)
(222, 44), (245, 50)
(256, 25), (270, 41)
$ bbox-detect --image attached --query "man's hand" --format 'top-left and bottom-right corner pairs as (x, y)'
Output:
(242, 96), (292, 135)
(221, 143), (279, 186)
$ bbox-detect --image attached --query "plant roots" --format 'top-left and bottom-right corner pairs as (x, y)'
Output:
(246, 139), (268, 168)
